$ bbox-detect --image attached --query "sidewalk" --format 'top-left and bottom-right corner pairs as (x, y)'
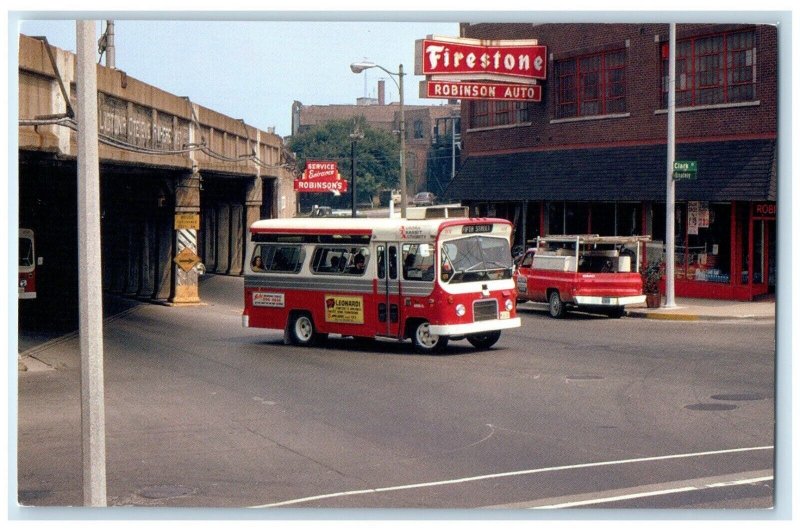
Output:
(625, 296), (775, 321)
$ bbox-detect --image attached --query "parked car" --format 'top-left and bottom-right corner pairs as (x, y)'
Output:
(412, 192), (437, 206)
(515, 234), (650, 318)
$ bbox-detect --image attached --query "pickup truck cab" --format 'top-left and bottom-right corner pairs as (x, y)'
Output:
(515, 235), (649, 318)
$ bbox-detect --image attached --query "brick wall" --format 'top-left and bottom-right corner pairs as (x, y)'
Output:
(459, 23), (777, 156)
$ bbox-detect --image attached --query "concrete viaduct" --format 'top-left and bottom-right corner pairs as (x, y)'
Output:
(17, 34), (297, 328)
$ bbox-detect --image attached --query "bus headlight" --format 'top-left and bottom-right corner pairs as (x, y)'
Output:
(505, 299), (514, 311)
(455, 304), (466, 317)
(19, 279), (27, 289)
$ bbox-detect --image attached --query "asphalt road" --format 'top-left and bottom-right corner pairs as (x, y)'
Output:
(16, 275), (776, 513)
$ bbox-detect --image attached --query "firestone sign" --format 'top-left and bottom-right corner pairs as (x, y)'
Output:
(294, 160), (348, 193)
(415, 36), (547, 103)
(416, 38), (547, 80)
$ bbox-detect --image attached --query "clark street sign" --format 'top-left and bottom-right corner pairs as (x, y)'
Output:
(673, 160), (698, 181)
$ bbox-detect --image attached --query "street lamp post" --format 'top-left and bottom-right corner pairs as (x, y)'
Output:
(350, 128), (363, 218)
(350, 61), (406, 218)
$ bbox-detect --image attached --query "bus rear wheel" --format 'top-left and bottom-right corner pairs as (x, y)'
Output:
(467, 330), (502, 350)
(411, 320), (448, 354)
(288, 313), (317, 346)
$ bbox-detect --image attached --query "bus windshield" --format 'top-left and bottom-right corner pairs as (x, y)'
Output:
(441, 235), (514, 283)
(19, 237), (34, 268)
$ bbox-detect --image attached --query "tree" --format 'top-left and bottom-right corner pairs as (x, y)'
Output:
(289, 118), (400, 212)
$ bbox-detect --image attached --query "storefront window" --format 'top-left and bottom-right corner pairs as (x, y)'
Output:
(617, 203), (640, 236)
(547, 202), (564, 235)
(678, 202), (731, 283)
(590, 203), (616, 235)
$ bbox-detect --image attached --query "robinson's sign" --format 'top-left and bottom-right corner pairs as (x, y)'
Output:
(295, 160), (348, 193)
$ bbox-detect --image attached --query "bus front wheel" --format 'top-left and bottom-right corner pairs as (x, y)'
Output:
(411, 320), (448, 354)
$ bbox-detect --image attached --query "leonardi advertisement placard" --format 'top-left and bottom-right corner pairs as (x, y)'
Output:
(415, 36), (548, 103)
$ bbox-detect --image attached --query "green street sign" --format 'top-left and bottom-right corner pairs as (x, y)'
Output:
(673, 160), (698, 180)
(673, 160), (697, 172)
(673, 171), (697, 180)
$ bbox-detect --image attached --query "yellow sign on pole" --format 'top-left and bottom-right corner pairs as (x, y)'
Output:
(174, 247), (202, 272)
(174, 213), (200, 230)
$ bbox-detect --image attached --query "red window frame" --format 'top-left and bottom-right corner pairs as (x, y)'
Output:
(555, 49), (626, 119)
(468, 100), (531, 128)
(661, 29), (756, 107)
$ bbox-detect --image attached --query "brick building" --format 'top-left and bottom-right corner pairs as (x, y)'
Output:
(444, 23), (777, 301)
(292, 81), (459, 198)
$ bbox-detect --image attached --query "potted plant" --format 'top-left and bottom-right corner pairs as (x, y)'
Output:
(642, 260), (663, 308)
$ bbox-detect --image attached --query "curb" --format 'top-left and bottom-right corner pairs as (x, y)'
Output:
(625, 310), (774, 322)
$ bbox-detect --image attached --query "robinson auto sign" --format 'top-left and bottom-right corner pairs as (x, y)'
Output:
(421, 80), (542, 102)
(415, 36), (547, 102)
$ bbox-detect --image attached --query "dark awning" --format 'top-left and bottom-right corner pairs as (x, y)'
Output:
(444, 139), (776, 203)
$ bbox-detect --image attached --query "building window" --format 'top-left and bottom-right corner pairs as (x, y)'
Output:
(661, 29), (756, 107)
(468, 100), (531, 128)
(555, 49), (626, 119)
(413, 119), (424, 139)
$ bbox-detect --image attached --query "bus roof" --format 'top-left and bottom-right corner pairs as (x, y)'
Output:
(249, 217), (511, 241)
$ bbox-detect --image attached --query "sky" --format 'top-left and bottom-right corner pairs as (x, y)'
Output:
(14, 16), (461, 138)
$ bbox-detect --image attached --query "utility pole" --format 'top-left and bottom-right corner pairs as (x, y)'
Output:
(398, 63), (407, 218)
(105, 20), (115, 69)
(665, 23), (677, 308)
(77, 19), (107, 506)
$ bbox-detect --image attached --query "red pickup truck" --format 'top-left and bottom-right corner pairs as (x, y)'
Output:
(515, 235), (650, 318)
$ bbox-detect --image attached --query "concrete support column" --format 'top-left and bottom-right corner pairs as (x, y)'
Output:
(228, 204), (244, 275)
(154, 209), (173, 301)
(124, 217), (141, 296)
(202, 205), (216, 272)
(109, 210), (127, 294)
(243, 175), (263, 271)
(215, 204), (231, 274)
(138, 216), (156, 299)
(170, 171), (201, 304)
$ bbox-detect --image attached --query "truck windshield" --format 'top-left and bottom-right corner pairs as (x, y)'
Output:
(441, 236), (513, 283)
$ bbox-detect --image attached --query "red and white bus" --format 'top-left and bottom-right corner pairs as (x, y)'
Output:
(19, 228), (38, 299)
(242, 214), (521, 352)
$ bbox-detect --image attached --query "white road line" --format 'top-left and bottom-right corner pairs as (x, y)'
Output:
(530, 472), (774, 509)
(249, 445), (773, 508)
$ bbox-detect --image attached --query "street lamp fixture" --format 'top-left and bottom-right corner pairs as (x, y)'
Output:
(350, 60), (407, 218)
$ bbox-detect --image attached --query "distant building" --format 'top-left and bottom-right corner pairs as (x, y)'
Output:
(291, 80), (460, 195)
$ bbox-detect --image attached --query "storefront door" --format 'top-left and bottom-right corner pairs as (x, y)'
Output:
(751, 203), (776, 297)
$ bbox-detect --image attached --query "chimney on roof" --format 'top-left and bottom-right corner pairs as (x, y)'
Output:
(378, 79), (385, 105)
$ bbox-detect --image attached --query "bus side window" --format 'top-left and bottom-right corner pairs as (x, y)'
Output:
(388, 246), (398, 280)
(377, 245), (386, 279)
(255, 244), (304, 273)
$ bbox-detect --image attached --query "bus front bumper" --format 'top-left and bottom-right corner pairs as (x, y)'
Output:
(429, 317), (521, 337)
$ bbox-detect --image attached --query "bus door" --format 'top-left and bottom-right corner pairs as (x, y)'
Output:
(375, 243), (402, 337)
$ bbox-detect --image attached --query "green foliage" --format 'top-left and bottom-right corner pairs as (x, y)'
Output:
(289, 118), (400, 210)
(642, 260), (663, 294)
